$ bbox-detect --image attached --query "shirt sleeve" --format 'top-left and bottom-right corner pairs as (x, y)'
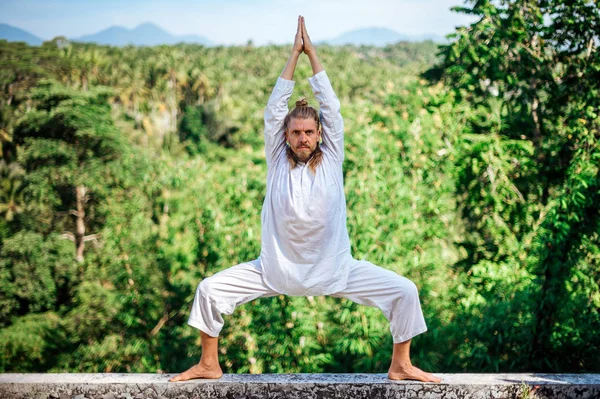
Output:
(264, 76), (295, 167)
(308, 70), (344, 163)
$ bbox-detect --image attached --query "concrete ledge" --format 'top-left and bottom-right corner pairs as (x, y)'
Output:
(1, 373), (599, 399)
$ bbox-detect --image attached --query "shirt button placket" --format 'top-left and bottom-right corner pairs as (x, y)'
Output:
(302, 165), (310, 207)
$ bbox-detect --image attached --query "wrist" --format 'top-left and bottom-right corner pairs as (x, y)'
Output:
(305, 48), (318, 58)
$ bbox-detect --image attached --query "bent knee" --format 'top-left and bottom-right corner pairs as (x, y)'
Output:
(198, 277), (218, 299)
(396, 276), (420, 300)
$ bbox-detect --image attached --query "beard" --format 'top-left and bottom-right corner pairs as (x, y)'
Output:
(293, 144), (315, 161)
(286, 144), (324, 174)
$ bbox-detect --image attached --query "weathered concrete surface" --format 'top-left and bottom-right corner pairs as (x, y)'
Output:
(1, 373), (599, 399)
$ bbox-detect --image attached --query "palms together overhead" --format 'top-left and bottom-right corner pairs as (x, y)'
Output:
(293, 16), (316, 56)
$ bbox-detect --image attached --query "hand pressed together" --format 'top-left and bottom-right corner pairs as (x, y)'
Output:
(292, 15), (317, 57)
(300, 16), (316, 56)
(292, 15), (304, 56)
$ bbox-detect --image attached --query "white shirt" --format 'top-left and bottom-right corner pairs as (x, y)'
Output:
(260, 70), (355, 296)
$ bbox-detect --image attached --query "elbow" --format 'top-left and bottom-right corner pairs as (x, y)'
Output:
(264, 107), (276, 125)
(327, 98), (342, 116)
(332, 96), (342, 114)
(333, 105), (342, 117)
(264, 114), (279, 130)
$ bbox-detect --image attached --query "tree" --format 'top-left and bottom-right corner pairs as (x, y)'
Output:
(13, 80), (127, 262)
(427, 0), (600, 371)
(0, 160), (26, 222)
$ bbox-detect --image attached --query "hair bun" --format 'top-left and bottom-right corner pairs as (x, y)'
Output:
(295, 99), (309, 107)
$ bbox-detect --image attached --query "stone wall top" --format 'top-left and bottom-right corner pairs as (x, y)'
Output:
(1, 373), (599, 399)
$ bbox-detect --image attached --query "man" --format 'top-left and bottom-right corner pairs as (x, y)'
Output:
(170, 16), (441, 383)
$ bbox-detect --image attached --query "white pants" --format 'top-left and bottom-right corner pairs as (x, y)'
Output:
(188, 258), (427, 344)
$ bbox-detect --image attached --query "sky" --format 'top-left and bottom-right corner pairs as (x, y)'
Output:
(0, 0), (475, 45)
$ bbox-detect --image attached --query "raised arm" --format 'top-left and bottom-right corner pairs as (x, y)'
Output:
(264, 17), (304, 166)
(302, 17), (344, 162)
(280, 17), (303, 80)
(301, 17), (323, 76)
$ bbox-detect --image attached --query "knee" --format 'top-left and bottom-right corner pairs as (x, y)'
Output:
(197, 277), (217, 299)
(397, 276), (420, 302)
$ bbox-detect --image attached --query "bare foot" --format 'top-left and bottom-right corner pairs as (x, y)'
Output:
(388, 362), (441, 383)
(169, 362), (223, 382)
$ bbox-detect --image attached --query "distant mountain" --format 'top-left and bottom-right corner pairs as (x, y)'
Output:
(73, 22), (213, 46)
(0, 22), (444, 48)
(322, 27), (447, 46)
(0, 23), (44, 46)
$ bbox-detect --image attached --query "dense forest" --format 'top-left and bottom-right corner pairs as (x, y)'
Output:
(1, 0), (598, 374)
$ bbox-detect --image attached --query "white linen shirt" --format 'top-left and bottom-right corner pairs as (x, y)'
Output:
(260, 70), (355, 296)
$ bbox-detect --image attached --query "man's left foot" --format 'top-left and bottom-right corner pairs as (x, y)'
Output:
(388, 363), (441, 383)
(169, 362), (223, 382)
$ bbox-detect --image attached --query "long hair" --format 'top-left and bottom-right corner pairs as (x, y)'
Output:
(283, 99), (323, 174)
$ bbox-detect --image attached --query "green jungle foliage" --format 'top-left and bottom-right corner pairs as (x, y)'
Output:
(0, 0), (598, 374)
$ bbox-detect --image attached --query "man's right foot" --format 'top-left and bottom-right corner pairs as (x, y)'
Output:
(388, 363), (442, 383)
(169, 362), (223, 382)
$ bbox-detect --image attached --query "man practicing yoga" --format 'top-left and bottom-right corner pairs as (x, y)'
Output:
(170, 16), (441, 383)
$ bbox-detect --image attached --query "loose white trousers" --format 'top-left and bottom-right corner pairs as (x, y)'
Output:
(188, 258), (427, 344)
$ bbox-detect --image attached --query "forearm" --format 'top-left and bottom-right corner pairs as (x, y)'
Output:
(280, 52), (301, 81)
(306, 50), (324, 76)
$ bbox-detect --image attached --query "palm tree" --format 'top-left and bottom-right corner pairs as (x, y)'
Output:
(0, 160), (26, 222)
(118, 63), (150, 129)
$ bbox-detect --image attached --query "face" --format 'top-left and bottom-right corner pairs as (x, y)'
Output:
(285, 117), (321, 162)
